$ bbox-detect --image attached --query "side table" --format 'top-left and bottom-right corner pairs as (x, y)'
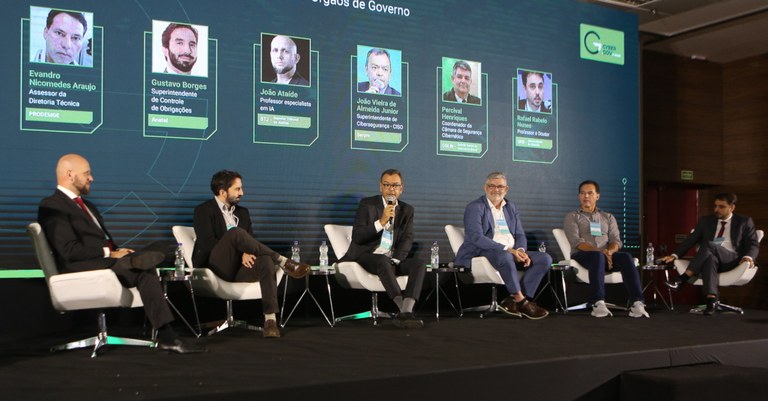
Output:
(534, 264), (572, 314)
(641, 264), (675, 310)
(157, 269), (201, 338)
(420, 265), (465, 320)
(280, 266), (336, 327)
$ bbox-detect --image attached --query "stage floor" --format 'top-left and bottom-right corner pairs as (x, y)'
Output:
(2, 305), (768, 401)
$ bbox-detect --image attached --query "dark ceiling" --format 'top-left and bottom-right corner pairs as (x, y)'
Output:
(587, 0), (768, 63)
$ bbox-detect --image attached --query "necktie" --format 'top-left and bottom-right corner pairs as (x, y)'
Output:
(717, 221), (727, 237)
(74, 197), (89, 215)
(75, 197), (115, 251)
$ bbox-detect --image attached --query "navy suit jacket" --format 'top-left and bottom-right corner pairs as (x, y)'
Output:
(455, 195), (527, 267)
(674, 214), (759, 261)
(38, 189), (118, 273)
(341, 195), (414, 262)
(192, 198), (253, 268)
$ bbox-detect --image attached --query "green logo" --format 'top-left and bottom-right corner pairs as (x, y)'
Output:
(580, 23), (624, 65)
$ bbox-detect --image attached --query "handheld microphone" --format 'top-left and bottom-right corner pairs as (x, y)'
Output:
(386, 195), (395, 224)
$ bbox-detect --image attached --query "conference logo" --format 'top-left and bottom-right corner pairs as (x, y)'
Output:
(580, 23), (624, 65)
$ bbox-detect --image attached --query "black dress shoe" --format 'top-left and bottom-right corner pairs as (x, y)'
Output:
(393, 312), (423, 329)
(130, 251), (165, 270)
(703, 299), (717, 316)
(158, 338), (207, 354)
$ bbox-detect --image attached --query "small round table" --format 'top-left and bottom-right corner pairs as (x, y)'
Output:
(280, 266), (336, 327)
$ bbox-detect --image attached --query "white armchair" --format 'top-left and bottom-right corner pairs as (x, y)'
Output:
(323, 224), (407, 325)
(674, 229), (763, 314)
(172, 226), (284, 335)
(444, 225), (508, 317)
(27, 223), (155, 357)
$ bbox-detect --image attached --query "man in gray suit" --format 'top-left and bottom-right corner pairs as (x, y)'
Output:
(661, 192), (760, 315)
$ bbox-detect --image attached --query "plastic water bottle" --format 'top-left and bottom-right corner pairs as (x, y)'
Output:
(319, 240), (329, 270)
(291, 240), (301, 263)
(174, 243), (186, 277)
(538, 241), (547, 254)
(430, 240), (439, 269)
(646, 242), (655, 266)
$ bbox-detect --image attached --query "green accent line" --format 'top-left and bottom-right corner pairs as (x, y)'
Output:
(0, 270), (45, 279)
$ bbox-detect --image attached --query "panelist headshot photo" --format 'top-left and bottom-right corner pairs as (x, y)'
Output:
(261, 33), (310, 86)
(442, 58), (481, 105)
(517, 69), (553, 114)
(357, 46), (402, 96)
(29, 7), (93, 67)
(151, 20), (209, 78)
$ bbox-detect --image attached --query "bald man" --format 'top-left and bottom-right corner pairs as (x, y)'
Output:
(38, 154), (205, 354)
(269, 35), (309, 85)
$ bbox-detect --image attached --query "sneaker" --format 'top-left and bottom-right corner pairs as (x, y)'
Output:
(591, 300), (612, 317)
(517, 300), (549, 320)
(629, 300), (650, 318)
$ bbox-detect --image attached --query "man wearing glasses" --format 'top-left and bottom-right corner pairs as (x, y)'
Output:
(340, 169), (426, 328)
(455, 172), (550, 319)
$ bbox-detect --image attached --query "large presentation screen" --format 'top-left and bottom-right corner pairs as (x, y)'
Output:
(2, 0), (639, 268)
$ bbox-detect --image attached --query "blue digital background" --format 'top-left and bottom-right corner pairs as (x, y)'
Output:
(1, 0), (639, 268)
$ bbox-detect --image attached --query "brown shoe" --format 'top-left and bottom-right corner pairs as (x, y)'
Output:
(263, 319), (281, 338)
(518, 300), (549, 320)
(498, 296), (522, 318)
(282, 259), (311, 279)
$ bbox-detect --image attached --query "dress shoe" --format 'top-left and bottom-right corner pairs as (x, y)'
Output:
(393, 312), (423, 329)
(158, 338), (207, 354)
(498, 296), (522, 318)
(282, 259), (311, 279)
(263, 319), (281, 338)
(130, 251), (165, 270)
(517, 300), (549, 320)
(703, 298), (717, 316)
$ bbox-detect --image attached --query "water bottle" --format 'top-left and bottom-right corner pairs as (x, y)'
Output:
(319, 240), (329, 270)
(291, 240), (301, 263)
(538, 241), (547, 254)
(174, 243), (186, 277)
(646, 242), (655, 267)
(430, 240), (439, 269)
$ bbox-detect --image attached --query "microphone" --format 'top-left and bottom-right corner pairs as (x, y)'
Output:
(386, 195), (395, 224)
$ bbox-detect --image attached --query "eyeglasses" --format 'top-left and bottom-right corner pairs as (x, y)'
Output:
(485, 184), (508, 191)
(381, 183), (402, 189)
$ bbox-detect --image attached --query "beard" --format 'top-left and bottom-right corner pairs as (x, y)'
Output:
(273, 63), (294, 75)
(170, 52), (196, 73)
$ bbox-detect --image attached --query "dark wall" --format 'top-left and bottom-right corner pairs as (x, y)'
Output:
(643, 51), (768, 309)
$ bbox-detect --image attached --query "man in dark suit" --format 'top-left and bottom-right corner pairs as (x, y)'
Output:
(661, 192), (760, 315)
(455, 172), (550, 319)
(38, 154), (205, 353)
(442, 60), (481, 104)
(341, 169), (425, 328)
(357, 48), (401, 95)
(192, 170), (310, 338)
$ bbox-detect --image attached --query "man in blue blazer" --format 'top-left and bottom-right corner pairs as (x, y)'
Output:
(661, 192), (760, 315)
(456, 172), (550, 319)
